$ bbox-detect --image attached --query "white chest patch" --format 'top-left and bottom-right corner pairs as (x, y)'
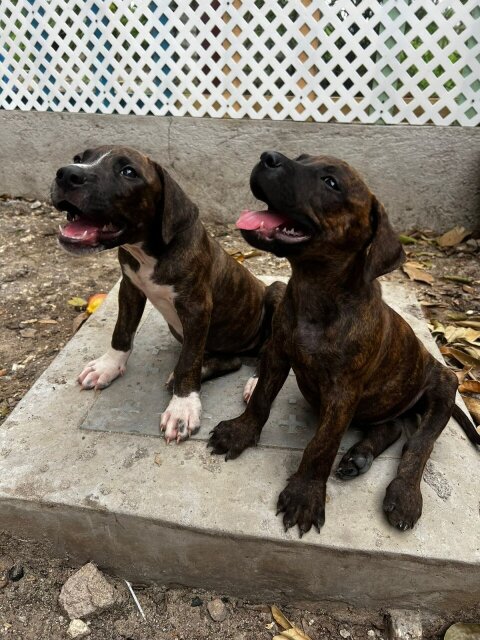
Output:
(123, 244), (183, 337)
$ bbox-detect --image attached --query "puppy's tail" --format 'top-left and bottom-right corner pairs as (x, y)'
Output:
(452, 404), (480, 446)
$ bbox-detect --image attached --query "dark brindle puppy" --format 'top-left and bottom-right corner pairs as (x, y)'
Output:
(51, 145), (284, 443)
(209, 151), (480, 535)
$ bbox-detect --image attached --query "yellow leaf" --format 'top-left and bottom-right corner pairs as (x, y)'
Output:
(68, 296), (88, 308)
(86, 293), (107, 315)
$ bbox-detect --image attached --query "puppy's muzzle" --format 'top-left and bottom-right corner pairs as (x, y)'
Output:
(56, 166), (87, 189)
(260, 150), (285, 169)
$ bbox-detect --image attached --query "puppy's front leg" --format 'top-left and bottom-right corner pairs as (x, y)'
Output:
(209, 339), (290, 459)
(160, 299), (212, 444)
(78, 275), (146, 390)
(278, 392), (358, 537)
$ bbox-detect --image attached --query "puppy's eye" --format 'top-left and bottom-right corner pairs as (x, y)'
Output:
(322, 176), (339, 191)
(120, 166), (137, 178)
(73, 155), (81, 163)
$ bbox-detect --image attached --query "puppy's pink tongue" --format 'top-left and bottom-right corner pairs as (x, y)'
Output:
(60, 220), (99, 245)
(236, 209), (290, 231)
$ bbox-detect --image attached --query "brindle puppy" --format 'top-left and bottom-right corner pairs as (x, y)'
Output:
(51, 146), (284, 443)
(209, 151), (480, 536)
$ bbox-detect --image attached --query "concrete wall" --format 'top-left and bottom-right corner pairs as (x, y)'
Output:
(1, 109), (479, 231)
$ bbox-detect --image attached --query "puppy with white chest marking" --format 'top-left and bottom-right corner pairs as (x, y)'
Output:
(51, 145), (285, 443)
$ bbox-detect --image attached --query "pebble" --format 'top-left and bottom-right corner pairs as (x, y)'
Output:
(207, 597), (228, 622)
(59, 563), (119, 620)
(191, 596), (203, 607)
(339, 630), (351, 638)
(67, 619), (91, 638)
(385, 609), (422, 640)
(368, 631), (376, 637)
(8, 564), (24, 582)
(30, 201), (42, 210)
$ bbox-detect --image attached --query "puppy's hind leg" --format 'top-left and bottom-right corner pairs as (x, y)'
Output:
(243, 280), (287, 403)
(336, 420), (403, 479)
(383, 365), (457, 531)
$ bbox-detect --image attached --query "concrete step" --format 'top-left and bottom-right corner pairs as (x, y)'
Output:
(0, 277), (478, 614)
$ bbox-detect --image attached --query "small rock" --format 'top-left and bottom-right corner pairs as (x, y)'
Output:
(0, 556), (13, 573)
(465, 238), (478, 250)
(59, 563), (120, 620)
(8, 564), (24, 582)
(207, 597), (228, 622)
(0, 574), (8, 589)
(340, 630), (351, 638)
(67, 619), (90, 638)
(368, 631), (376, 638)
(386, 609), (422, 640)
(191, 596), (203, 607)
(30, 200), (42, 210)
(19, 328), (36, 338)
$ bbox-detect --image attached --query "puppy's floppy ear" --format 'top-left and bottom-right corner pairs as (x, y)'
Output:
(155, 163), (199, 245)
(364, 197), (406, 281)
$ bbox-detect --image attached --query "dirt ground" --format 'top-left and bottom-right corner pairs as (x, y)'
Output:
(0, 197), (479, 639)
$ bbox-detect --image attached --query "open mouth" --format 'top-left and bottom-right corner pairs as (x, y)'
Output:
(57, 201), (126, 249)
(236, 209), (312, 244)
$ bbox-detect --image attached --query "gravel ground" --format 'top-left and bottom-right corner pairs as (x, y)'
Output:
(0, 197), (479, 639)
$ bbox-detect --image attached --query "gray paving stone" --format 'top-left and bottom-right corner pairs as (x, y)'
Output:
(0, 276), (478, 615)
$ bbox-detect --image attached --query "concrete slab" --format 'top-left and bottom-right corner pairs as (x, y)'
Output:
(0, 276), (479, 614)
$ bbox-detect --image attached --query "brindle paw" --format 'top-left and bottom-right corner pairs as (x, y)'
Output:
(336, 449), (374, 479)
(208, 419), (259, 461)
(276, 478), (326, 537)
(383, 477), (422, 531)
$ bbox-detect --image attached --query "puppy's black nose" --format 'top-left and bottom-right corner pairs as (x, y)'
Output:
(56, 166), (87, 187)
(260, 151), (283, 169)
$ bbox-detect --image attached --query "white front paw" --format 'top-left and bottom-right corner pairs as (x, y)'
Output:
(77, 348), (131, 390)
(243, 375), (258, 403)
(160, 392), (202, 443)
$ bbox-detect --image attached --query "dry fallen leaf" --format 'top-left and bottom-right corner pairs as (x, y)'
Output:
(402, 263), (434, 285)
(228, 249), (262, 263)
(271, 605), (293, 630)
(440, 346), (480, 372)
(271, 606), (313, 640)
(459, 380), (480, 394)
(38, 318), (58, 325)
(456, 320), (480, 330)
(436, 226), (471, 247)
(154, 453), (162, 466)
(71, 311), (89, 335)
(454, 367), (473, 385)
(433, 322), (480, 346)
(462, 396), (480, 425)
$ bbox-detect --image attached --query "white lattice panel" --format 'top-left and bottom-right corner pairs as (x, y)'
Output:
(1, 0), (479, 125)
